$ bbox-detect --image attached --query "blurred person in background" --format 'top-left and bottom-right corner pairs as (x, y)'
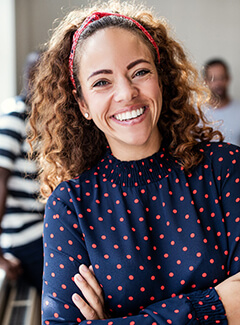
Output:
(0, 51), (44, 294)
(203, 58), (240, 146)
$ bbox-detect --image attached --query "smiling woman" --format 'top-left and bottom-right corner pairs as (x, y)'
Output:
(74, 27), (162, 160)
(28, 1), (240, 325)
(28, 1), (220, 198)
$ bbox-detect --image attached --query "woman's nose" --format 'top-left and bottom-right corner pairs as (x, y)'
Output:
(113, 78), (138, 103)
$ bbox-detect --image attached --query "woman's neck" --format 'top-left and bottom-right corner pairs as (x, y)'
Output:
(110, 132), (162, 162)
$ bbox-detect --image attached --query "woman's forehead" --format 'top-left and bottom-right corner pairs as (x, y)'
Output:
(77, 27), (154, 69)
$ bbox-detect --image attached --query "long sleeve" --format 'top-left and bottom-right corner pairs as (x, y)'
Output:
(215, 145), (240, 275)
(42, 142), (240, 325)
(0, 107), (44, 249)
(42, 195), (226, 324)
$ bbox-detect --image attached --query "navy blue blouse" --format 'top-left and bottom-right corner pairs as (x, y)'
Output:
(42, 142), (240, 324)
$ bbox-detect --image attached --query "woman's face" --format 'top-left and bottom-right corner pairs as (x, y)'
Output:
(76, 27), (162, 161)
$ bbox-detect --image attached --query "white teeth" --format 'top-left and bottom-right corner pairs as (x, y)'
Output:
(115, 107), (145, 121)
(126, 111), (131, 119)
(131, 110), (137, 118)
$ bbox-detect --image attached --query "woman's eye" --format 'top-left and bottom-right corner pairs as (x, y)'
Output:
(135, 69), (150, 77)
(93, 80), (109, 87)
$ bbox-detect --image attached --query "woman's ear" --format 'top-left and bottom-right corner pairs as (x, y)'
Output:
(72, 90), (91, 120)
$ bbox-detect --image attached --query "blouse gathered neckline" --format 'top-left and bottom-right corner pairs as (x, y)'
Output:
(98, 145), (177, 187)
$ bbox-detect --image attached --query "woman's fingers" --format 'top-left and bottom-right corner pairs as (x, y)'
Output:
(72, 293), (98, 320)
(73, 266), (106, 319)
(79, 264), (104, 305)
(89, 264), (94, 274)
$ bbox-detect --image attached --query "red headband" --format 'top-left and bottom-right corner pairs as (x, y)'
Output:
(69, 12), (160, 89)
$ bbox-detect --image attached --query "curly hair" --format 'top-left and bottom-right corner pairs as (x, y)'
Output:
(28, 0), (223, 200)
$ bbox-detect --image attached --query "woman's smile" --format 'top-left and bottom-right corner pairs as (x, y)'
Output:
(76, 27), (162, 160)
(112, 105), (147, 123)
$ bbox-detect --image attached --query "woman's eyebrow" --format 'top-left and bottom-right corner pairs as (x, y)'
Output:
(127, 59), (151, 70)
(87, 59), (150, 81)
(87, 69), (112, 81)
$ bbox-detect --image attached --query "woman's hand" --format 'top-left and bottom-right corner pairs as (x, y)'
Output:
(215, 272), (240, 325)
(72, 264), (109, 320)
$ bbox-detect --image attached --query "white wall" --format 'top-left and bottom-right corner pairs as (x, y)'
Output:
(2, 0), (240, 101)
(14, 0), (88, 95)
(0, 0), (16, 106)
(147, 0), (240, 100)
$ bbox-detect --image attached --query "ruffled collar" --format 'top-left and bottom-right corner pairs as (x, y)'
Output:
(98, 145), (179, 187)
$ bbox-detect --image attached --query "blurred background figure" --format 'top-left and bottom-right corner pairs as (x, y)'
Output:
(203, 58), (240, 146)
(0, 51), (44, 294)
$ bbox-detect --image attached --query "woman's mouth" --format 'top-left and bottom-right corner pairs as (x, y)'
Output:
(114, 107), (146, 121)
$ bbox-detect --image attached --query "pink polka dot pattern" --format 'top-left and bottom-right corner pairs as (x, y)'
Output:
(42, 142), (240, 324)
